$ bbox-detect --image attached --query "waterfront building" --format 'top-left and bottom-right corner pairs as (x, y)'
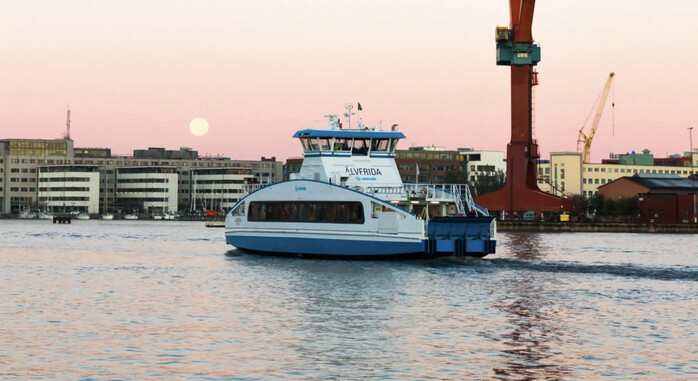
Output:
(189, 168), (254, 212)
(0, 139), (283, 215)
(0, 139), (73, 213)
(38, 165), (100, 213)
(395, 146), (467, 184)
(115, 167), (179, 214)
(598, 174), (698, 223)
(458, 148), (506, 183)
(539, 150), (698, 198)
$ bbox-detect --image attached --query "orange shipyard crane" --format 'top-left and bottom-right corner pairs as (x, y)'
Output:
(577, 72), (615, 163)
(474, 0), (573, 217)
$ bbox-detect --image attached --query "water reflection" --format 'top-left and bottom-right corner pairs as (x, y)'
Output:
(490, 232), (572, 379)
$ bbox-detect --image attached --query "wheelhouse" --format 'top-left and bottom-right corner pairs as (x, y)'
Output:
(293, 129), (406, 158)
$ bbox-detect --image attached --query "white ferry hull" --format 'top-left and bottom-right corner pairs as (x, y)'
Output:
(224, 113), (496, 259)
(225, 180), (496, 258)
(226, 230), (425, 257)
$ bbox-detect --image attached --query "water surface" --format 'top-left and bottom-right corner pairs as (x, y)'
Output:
(1, 220), (696, 379)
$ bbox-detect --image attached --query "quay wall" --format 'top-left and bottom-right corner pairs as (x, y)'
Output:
(497, 221), (698, 234)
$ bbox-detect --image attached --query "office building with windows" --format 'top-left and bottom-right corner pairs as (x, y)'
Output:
(539, 150), (698, 197)
(0, 139), (282, 215)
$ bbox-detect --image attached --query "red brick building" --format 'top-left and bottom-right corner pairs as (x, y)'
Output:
(599, 174), (698, 223)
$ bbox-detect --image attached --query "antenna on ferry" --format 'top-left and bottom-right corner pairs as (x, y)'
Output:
(344, 103), (354, 130)
(391, 124), (398, 131)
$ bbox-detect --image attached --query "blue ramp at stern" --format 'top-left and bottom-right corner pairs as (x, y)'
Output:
(426, 216), (496, 257)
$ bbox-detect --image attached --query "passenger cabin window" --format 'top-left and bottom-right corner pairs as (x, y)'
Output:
(248, 201), (364, 224)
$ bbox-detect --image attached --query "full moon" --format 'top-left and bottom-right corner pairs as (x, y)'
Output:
(189, 117), (209, 136)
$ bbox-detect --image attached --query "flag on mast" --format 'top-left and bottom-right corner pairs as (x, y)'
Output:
(357, 102), (362, 111)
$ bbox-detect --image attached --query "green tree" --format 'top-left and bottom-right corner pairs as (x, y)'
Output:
(470, 170), (506, 196)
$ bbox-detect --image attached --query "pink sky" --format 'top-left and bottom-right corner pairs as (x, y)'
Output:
(1, 0), (696, 162)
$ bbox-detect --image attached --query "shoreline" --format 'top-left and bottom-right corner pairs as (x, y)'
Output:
(497, 221), (698, 233)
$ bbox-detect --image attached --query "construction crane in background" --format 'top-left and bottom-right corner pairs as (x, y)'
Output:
(577, 72), (615, 163)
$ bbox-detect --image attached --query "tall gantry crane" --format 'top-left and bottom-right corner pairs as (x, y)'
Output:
(474, 0), (573, 216)
(577, 72), (615, 163)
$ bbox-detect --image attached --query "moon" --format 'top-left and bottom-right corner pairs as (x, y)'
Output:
(189, 117), (209, 136)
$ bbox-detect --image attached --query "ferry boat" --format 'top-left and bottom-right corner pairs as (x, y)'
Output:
(225, 106), (496, 258)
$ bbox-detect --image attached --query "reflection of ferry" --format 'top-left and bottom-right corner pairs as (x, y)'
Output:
(225, 106), (496, 258)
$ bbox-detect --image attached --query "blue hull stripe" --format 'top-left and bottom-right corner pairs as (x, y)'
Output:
(227, 235), (424, 256)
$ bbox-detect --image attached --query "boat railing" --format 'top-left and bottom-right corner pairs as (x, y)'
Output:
(245, 183), (272, 194)
(241, 181), (489, 216)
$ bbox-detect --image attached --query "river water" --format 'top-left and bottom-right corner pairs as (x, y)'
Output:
(0, 220), (696, 380)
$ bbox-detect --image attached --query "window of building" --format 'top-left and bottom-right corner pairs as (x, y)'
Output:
(601, 179), (606, 184)
(595, 178), (599, 184)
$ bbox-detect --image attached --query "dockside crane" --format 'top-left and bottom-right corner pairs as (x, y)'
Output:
(577, 72), (615, 163)
(474, 0), (573, 217)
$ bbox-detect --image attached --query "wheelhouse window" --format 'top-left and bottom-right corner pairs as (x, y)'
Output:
(371, 139), (390, 152)
(300, 138), (311, 151)
(352, 139), (369, 155)
(308, 138), (319, 151)
(333, 138), (351, 151)
(248, 201), (364, 224)
(230, 201), (245, 216)
(319, 138), (332, 151)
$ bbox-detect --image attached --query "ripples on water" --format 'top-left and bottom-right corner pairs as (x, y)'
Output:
(0, 220), (696, 379)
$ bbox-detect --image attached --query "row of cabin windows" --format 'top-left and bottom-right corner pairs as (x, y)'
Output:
(248, 201), (365, 224)
(299, 137), (398, 155)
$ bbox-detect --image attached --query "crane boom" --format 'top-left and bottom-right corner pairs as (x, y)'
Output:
(577, 72), (615, 163)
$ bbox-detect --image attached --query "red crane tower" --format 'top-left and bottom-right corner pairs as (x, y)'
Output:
(474, 0), (573, 217)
